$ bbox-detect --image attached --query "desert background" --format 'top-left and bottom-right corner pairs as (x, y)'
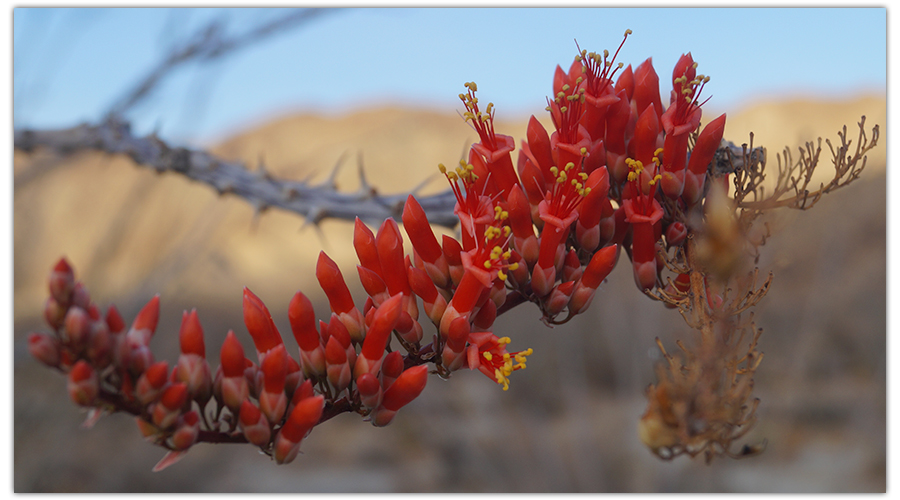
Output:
(12, 90), (886, 492)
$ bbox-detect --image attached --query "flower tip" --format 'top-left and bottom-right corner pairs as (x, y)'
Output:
(132, 295), (160, 333)
(53, 257), (73, 274)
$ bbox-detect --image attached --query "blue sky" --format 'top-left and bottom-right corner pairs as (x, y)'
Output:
(13, 7), (886, 145)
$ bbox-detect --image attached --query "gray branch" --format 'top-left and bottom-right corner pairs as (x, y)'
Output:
(14, 119), (461, 228)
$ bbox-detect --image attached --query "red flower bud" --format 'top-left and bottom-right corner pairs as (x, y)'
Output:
(357, 265), (389, 304)
(43, 297), (66, 330)
(357, 294), (403, 372)
(324, 336), (350, 393)
(27, 332), (61, 368)
(136, 360), (169, 405)
(242, 288), (283, 356)
(171, 410), (200, 451)
(274, 395), (324, 464)
(375, 218), (411, 297)
(316, 251), (356, 315)
(105, 305), (126, 334)
(373, 365), (428, 427)
(131, 295), (160, 336)
(152, 382), (188, 429)
(67, 360), (98, 406)
(356, 373), (382, 409)
(48, 258), (74, 305)
(178, 309), (205, 357)
(633, 58), (662, 124)
(239, 399), (272, 447)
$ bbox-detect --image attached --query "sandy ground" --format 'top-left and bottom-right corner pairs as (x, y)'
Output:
(13, 94), (885, 492)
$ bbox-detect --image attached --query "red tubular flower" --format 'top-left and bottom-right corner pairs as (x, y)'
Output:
(402, 195), (450, 288)
(274, 395), (324, 465)
(259, 344), (288, 424)
(355, 293), (403, 378)
(465, 332), (532, 391)
(288, 291), (326, 378)
(460, 82), (519, 200)
(242, 288), (283, 357)
(175, 309), (211, 404)
(548, 102), (591, 176)
(576, 167), (611, 252)
(623, 155), (665, 291)
(533, 156), (590, 297)
(633, 57), (663, 124)
(659, 53), (710, 199)
(440, 202), (515, 335)
(219, 330), (249, 412)
(67, 359), (98, 406)
(239, 399), (272, 447)
(684, 113), (727, 206)
(575, 31), (630, 141)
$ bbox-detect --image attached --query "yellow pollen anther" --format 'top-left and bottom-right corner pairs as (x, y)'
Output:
(499, 337), (511, 344)
(625, 29), (633, 35)
(508, 262), (519, 271)
(484, 260), (492, 269)
(497, 270), (507, 281)
(483, 352), (492, 361)
(438, 163), (447, 174)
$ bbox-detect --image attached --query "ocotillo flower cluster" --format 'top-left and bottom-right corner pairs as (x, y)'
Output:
(29, 31), (737, 469)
